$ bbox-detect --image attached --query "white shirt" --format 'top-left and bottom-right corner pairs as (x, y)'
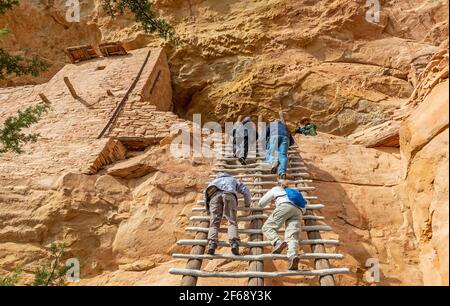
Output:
(258, 186), (291, 208)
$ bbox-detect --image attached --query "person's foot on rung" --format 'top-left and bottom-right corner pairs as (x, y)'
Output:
(272, 240), (287, 254)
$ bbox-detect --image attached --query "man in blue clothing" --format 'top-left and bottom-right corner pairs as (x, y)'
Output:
(265, 120), (295, 179)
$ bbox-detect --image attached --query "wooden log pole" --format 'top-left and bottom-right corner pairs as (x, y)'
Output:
(248, 114), (265, 286)
(173, 253), (344, 261)
(63, 77), (79, 99)
(171, 267), (350, 278)
(185, 225), (332, 234)
(176, 238), (340, 247)
(38, 93), (51, 104)
(191, 203), (324, 212)
(180, 220), (209, 286)
(304, 212), (336, 286)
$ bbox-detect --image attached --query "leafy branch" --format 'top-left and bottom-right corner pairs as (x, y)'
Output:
(33, 242), (71, 286)
(0, 265), (22, 286)
(0, 102), (50, 154)
(0, 0), (18, 14)
(0, 242), (74, 286)
(0, 0), (49, 80)
(102, 0), (183, 44)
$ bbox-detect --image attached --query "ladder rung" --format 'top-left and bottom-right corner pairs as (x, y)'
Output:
(185, 225), (332, 234)
(176, 239), (339, 247)
(241, 180), (313, 186)
(190, 214), (324, 222)
(172, 252), (343, 261)
(191, 204), (325, 212)
(209, 173), (310, 179)
(217, 156), (304, 162)
(212, 167), (308, 173)
(215, 162), (305, 168)
(249, 186), (315, 193)
(196, 196), (318, 204)
(169, 267), (350, 278)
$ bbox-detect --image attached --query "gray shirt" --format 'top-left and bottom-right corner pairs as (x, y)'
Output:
(204, 173), (252, 210)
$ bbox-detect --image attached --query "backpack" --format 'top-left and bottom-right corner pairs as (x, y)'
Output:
(284, 187), (307, 208)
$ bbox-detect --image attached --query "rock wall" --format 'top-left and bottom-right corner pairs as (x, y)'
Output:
(2, 0), (448, 135)
(0, 0), (448, 286)
(400, 79), (449, 285)
(298, 134), (422, 285)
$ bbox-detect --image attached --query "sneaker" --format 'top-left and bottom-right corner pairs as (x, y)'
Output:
(272, 240), (287, 254)
(238, 157), (247, 165)
(207, 241), (217, 255)
(271, 160), (279, 174)
(230, 241), (240, 255)
(279, 173), (286, 180)
(288, 256), (300, 270)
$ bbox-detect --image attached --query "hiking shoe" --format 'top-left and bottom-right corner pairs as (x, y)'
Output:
(207, 241), (217, 255)
(238, 157), (247, 165)
(230, 241), (240, 256)
(272, 240), (287, 254)
(279, 173), (286, 180)
(288, 256), (300, 270)
(271, 160), (279, 174)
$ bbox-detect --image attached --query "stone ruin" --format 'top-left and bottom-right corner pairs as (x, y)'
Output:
(0, 47), (185, 179)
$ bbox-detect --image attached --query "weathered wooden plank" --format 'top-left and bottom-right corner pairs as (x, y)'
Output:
(215, 162), (305, 168)
(196, 196), (318, 204)
(209, 173), (309, 179)
(212, 167), (308, 173)
(240, 180), (313, 186)
(190, 214), (324, 222)
(173, 253), (344, 261)
(170, 268), (350, 278)
(191, 204), (325, 212)
(217, 156), (303, 162)
(185, 225), (332, 234)
(249, 186), (315, 193)
(176, 239), (340, 247)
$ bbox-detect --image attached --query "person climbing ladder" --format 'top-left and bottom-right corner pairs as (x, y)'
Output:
(264, 119), (295, 179)
(256, 180), (307, 270)
(295, 117), (318, 136)
(203, 172), (252, 256)
(232, 116), (259, 165)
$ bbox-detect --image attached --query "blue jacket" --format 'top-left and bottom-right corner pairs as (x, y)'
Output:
(204, 173), (252, 210)
(265, 121), (295, 146)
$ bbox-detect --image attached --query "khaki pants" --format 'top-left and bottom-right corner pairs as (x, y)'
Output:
(262, 203), (302, 258)
(208, 191), (239, 243)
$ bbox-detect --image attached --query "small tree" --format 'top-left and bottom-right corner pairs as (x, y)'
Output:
(0, 0), (18, 14)
(0, 102), (50, 154)
(0, 265), (22, 286)
(102, 0), (182, 44)
(33, 242), (71, 286)
(1, 0), (50, 154)
(0, 1), (49, 79)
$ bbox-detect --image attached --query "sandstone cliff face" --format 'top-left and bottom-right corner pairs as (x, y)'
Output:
(0, 0), (448, 286)
(2, 1), (448, 134)
(400, 80), (449, 285)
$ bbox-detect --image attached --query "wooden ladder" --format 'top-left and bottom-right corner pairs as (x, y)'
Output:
(169, 116), (349, 286)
